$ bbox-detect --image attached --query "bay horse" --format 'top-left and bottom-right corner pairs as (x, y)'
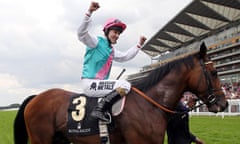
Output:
(14, 43), (228, 144)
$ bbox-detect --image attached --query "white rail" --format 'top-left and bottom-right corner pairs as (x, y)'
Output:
(190, 99), (240, 118)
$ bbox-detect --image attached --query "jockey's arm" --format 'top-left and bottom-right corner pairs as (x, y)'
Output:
(113, 36), (146, 62)
(113, 46), (140, 62)
(77, 12), (98, 48)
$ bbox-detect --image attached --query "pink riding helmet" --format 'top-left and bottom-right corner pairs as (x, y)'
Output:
(103, 18), (127, 33)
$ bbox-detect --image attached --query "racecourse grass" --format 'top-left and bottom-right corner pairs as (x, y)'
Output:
(0, 110), (17, 144)
(0, 110), (239, 144)
(189, 116), (240, 144)
(164, 115), (240, 144)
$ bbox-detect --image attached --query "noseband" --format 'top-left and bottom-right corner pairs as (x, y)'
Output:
(195, 59), (223, 107)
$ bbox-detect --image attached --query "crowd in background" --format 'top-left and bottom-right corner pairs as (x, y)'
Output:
(182, 82), (240, 100)
(221, 82), (240, 99)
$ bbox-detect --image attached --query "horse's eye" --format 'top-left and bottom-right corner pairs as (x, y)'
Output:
(211, 70), (218, 77)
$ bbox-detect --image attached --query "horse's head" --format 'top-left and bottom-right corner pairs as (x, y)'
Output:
(188, 42), (228, 113)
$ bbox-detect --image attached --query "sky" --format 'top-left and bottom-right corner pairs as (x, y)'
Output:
(0, 0), (192, 106)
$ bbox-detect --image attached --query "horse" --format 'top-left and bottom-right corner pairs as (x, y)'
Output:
(14, 42), (228, 144)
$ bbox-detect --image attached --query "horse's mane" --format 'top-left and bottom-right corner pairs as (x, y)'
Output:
(128, 53), (197, 91)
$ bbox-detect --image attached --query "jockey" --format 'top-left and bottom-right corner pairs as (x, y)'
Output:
(77, 1), (146, 122)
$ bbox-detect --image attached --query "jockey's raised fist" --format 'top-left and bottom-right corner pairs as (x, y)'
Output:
(88, 1), (100, 13)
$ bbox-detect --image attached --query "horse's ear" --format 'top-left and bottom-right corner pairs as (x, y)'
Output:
(199, 42), (207, 58)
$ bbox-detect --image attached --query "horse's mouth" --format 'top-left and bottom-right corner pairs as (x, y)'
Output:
(208, 101), (228, 113)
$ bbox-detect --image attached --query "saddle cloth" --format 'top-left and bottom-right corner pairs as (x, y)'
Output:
(67, 94), (125, 136)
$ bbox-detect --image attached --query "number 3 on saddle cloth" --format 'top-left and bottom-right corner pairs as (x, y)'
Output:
(67, 93), (125, 136)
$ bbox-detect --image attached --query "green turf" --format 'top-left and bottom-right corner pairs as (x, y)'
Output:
(0, 110), (17, 144)
(1, 110), (240, 144)
(189, 116), (240, 144)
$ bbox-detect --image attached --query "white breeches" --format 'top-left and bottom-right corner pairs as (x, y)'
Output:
(80, 79), (131, 97)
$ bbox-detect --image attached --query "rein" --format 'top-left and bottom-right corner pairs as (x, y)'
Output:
(132, 86), (203, 114)
(188, 100), (204, 111)
(131, 87), (177, 114)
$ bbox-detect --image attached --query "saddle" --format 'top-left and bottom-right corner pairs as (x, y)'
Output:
(67, 94), (125, 136)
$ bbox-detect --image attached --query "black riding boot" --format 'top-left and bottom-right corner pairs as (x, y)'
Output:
(90, 90), (122, 122)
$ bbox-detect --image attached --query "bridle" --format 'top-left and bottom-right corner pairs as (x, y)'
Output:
(131, 58), (223, 114)
(194, 59), (223, 108)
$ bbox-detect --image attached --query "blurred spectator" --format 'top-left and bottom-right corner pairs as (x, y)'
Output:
(167, 95), (204, 144)
(221, 82), (240, 99)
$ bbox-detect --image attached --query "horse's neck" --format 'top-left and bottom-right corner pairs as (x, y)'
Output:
(149, 70), (188, 110)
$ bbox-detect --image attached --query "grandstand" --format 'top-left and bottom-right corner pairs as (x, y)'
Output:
(127, 0), (240, 115)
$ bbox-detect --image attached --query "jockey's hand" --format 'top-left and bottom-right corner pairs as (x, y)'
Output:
(88, 1), (100, 13)
(138, 36), (147, 48)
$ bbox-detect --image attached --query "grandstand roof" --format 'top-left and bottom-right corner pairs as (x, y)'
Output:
(142, 0), (240, 58)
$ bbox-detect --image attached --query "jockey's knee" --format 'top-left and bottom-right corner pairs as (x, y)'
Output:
(115, 80), (131, 96)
